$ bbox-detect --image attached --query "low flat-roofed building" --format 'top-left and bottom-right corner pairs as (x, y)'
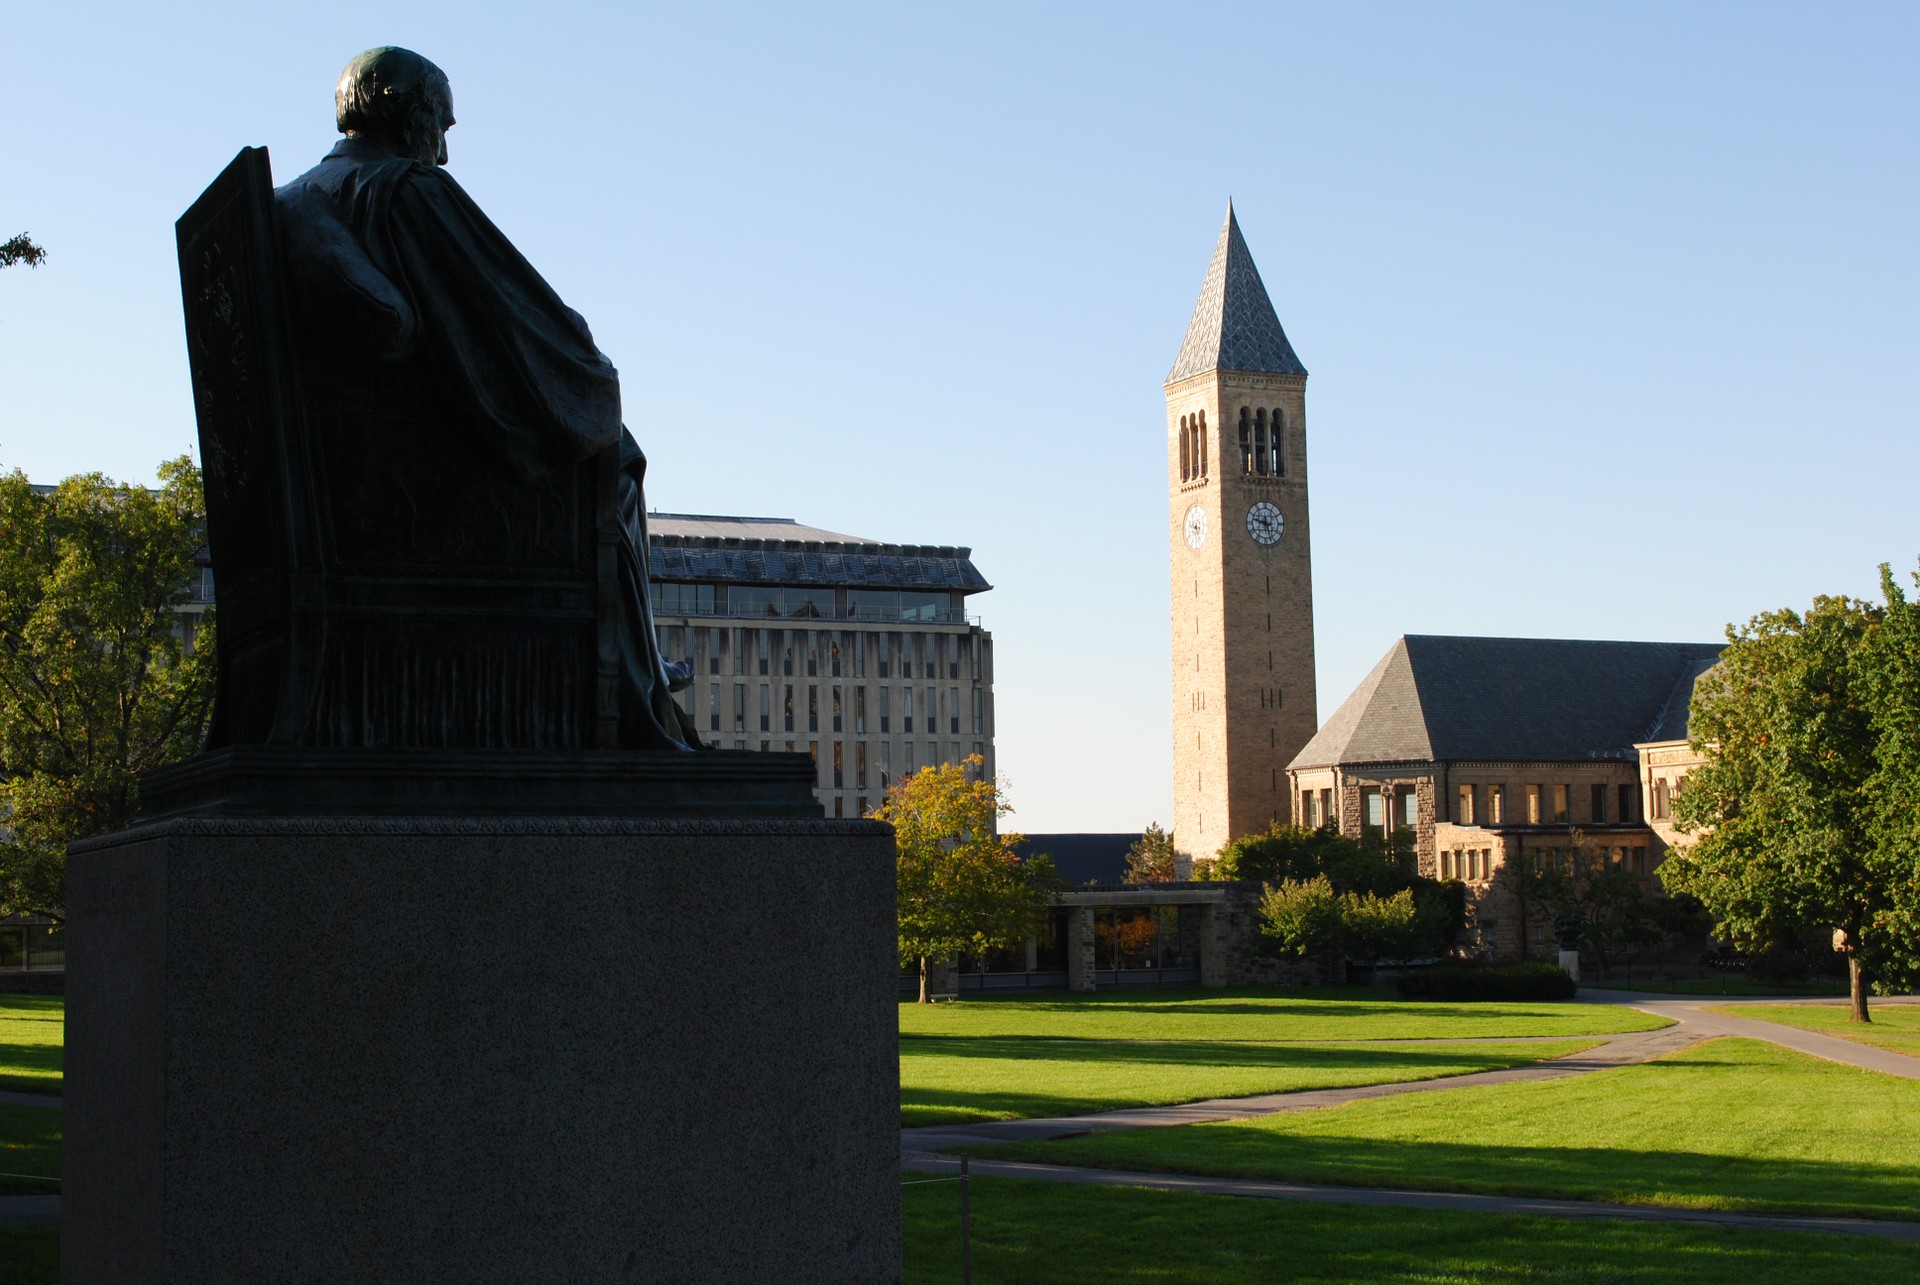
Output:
(646, 513), (995, 819)
(1287, 635), (1722, 958)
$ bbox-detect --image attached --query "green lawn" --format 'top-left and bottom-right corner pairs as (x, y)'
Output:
(0, 1228), (58, 1285)
(903, 1038), (1597, 1126)
(0, 1103), (61, 1198)
(900, 989), (1668, 1042)
(1709, 1001), (1920, 1058)
(0, 997), (62, 1096)
(1594, 976), (1848, 997)
(984, 1039), (1920, 1220)
(903, 1175), (1920, 1283)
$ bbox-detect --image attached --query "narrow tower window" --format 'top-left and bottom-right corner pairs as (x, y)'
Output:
(1197, 410), (1209, 477)
(1179, 415), (1191, 482)
(1254, 409), (1269, 476)
(1238, 407), (1253, 474)
(1271, 410), (1286, 476)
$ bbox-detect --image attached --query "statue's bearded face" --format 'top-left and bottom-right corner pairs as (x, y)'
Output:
(408, 81), (456, 168)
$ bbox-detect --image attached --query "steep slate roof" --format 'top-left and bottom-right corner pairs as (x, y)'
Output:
(1014, 833), (1140, 886)
(646, 512), (991, 594)
(1641, 654), (1721, 745)
(1290, 636), (1725, 769)
(1166, 203), (1307, 384)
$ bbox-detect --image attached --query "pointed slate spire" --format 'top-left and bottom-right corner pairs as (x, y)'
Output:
(1167, 202), (1307, 384)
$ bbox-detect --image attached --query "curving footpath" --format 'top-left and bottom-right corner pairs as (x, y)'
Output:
(903, 990), (1920, 1241)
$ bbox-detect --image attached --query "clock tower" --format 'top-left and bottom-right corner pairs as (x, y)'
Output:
(1166, 204), (1318, 867)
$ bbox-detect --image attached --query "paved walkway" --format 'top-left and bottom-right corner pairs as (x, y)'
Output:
(903, 989), (1920, 1239)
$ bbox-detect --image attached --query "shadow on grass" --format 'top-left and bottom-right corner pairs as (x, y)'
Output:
(902, 1034), (1569, 1070)
(1001, 1127), (1920, 1221)
(901, 1039), (1585, 1126)
(904, 1175), (1920, 1284)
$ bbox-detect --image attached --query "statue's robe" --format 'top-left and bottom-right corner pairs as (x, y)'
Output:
(276, 137), (697, 750)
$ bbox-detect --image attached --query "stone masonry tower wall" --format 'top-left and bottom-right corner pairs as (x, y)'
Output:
(1165, 207), (1319, 866)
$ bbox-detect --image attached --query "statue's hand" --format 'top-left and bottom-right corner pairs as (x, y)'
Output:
(663, 660), (694, 693)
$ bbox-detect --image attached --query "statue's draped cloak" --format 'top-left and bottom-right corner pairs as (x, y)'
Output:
(277, 137), (696, 751)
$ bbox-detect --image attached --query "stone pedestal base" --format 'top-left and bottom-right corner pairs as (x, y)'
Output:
(1558, 948), (1582, 983)
(63, 817), (900, 1284)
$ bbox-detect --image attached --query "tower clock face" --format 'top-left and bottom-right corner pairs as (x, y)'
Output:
(1246, 501), (1285, 545)
(1183, 504), (1208, 549)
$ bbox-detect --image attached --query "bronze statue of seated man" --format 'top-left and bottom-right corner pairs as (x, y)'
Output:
(275, 46), (698, 751)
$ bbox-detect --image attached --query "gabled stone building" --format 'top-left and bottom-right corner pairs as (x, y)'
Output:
(1286, 635), (1721, 958)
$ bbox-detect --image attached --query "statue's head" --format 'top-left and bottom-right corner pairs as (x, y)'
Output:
(335, 47), (455, 167)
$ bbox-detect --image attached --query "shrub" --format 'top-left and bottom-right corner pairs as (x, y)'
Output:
(1397, 961), (1576, 1002)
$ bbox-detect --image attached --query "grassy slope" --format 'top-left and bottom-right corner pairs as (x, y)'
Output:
(903, 1175), (1920, 1283)
(900, 989), (1668, 1042)
(903, 1038), (1596, 1125)
(1709, 1001), (1920, 1057)
(0, 997), (61, 1096)
(986, 1039), (1920, 1220)
(0, 1229), (58, 1285)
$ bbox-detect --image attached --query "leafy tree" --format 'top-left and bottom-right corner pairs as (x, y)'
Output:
(871, 755), (1063, 1002)
(1123, 822), (1177, 883)
(1500, 830), (1677, 972)
(1235, 824), (1461, 961)
(1864, 565), (1920, 990)
(1, 234), (47, 269)
(1258, 876), (1430, 962)
(0, 460), (215, 918)
(1662, 591), (1897, 1021)
(1257, 876), (1341, 957)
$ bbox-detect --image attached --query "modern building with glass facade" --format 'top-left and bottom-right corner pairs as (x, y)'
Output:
(646, 513), (995, 819)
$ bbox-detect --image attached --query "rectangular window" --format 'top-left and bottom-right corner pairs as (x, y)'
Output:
(1619, 784), (1635, 824)
(1552, 784), (1569, 823)
(880, 687), (891, 733)
(1489, 784), (1504, 824)
(971, 688), (983, 735)
(928, 688), (938, 736)
(783, 685), (795, 733)
(711, 627), (726, 675)
(880, 742), (891, 790)
(830, 641), (842, 677)
(1457, 784), (1475, 826)
(905, 743), (916, 776)
(1362, 787), (1384, 833)
(948, 636), (960, 679)
(928, 741), (939, 768)
(708, 685), (720, 732)
(1525, 785), (1542, 825)
(833, 796), (843, 818)
(758, 629), (769, 675)
(808, 685), (819, 733)
(856, 742), (868, 789)
(1321, 788), (1334, 827)
(1591, 783), (1607, 823)
(949, 687), (960, 734)
(1300, 790), (1315, 827)
(734, 629), (748, 674)
(853, 633), (866, 678)
(854, 687), (867, 734)
(733, 683), (746, 733)
(1633, 846), (1647, 875)
(833, 741), (844, 788)
(877, 632), (891, 678)
(806, 634), (819, 677)
(903, 688), (914, 733)
(972, 638), (982, 681)
(808, 740), (819, 780)
(832, 685), (843, 733)
(760, 684), (771, 732)
(1398, 787), (1418, 830)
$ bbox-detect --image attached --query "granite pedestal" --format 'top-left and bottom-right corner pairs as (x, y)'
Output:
(63, 806), (900, 1283)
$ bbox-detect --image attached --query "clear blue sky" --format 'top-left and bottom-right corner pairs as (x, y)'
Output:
(4, 2), (1916, 832)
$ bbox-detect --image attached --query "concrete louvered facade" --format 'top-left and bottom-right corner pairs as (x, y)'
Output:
(646, 513), (994, 819)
